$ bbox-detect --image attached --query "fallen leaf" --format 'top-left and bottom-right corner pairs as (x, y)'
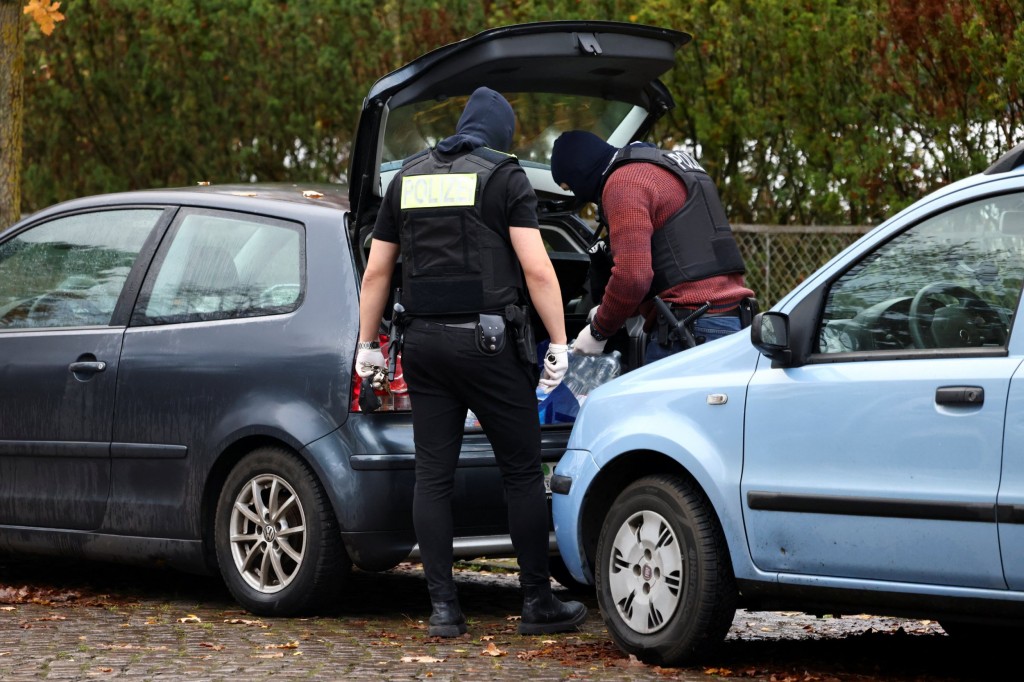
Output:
(506, 615), (522, 622)
(481, 642), (506, 657)
(22, 0), (65, 35)
(196, 181), (211, 186)
(229, 192), (258, 197)
(224, 618), (268, 628)
(0, 607), (14, 611)
(99, 644), (169, 651)
(302, 190), (324, 199)
(400, 655), (445, 663)
(263, 641), (300, 650)
(480, 635), (495, 641)
(0, 652), (9, 656)
(199, 643), (224, 651)
(253, 652), (284, 659)
(177, 615), (202, 624)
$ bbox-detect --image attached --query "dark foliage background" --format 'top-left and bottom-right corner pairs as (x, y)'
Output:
(20, 0), (1024, 224)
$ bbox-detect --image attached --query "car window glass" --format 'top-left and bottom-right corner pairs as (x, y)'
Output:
(818, 193), (1024, 354)
(0, 209), (159, 329)
(136, 211), (303, 325)
(382, 93), (634, 170)
(539, 225), (584, 254)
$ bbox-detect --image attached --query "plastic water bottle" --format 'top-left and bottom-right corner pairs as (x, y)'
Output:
(562, 353), (592, 399)
(594, 350), (622, 385)
(564, 350), (622, 403)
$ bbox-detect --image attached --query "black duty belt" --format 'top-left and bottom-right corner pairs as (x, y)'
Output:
(674, 306), (740, 318)
(425, 320), (477, 329)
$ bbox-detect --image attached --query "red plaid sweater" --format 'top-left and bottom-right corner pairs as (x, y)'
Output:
(591, 162), (754, 337)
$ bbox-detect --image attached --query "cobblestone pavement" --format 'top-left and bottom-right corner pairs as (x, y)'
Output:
(0, 556), (1008, 681)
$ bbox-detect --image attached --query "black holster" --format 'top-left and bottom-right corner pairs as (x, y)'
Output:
(504, 304), (537, 365)
(476, 314), (506, 355)
(738, 296), (759, 328)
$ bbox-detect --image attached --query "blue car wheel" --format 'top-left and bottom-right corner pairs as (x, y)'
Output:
(596, 474), (736, 665)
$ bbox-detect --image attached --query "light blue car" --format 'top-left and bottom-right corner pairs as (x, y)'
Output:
(552, 141), (1024, 665)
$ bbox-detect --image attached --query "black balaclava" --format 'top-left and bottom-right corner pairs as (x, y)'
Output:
(550, 130), (618, 204)
(436, 86), (515, 154)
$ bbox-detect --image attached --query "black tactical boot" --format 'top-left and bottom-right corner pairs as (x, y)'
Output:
(428, 599), (467, 637)
(518, 584), (587, 635)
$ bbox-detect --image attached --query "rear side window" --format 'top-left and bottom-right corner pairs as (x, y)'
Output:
(0, 209), (159, 329)
(133, 209), (304, 325)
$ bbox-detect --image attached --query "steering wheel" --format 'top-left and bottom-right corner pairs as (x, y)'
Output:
(27, 291), (105, 327)
(908, 282), (1003, 348)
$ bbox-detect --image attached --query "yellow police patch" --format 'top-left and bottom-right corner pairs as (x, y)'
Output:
(400, 173), (477, 209)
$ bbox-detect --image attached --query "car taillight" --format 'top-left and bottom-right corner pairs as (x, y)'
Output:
(350, 334), (410, 412)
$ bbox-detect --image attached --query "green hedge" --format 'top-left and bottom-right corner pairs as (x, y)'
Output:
(21, 0), (1023, 224)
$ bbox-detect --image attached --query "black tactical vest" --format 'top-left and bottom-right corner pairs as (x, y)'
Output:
(601, 146), (745, 297)
(396, 148), (523, 315)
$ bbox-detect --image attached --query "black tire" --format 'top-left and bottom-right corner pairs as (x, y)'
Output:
(549, 554), (595, 595)
(595, 474), (736, 666)
(214, 446), (350, 616)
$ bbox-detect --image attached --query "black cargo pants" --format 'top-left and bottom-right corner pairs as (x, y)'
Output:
(400, 316), (548, 602)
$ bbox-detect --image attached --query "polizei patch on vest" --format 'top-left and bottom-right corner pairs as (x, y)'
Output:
(664, 150), (706, 174)
(400, 173), (477, 209)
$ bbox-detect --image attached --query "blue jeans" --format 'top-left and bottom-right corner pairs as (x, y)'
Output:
(645, 315), (743, 365)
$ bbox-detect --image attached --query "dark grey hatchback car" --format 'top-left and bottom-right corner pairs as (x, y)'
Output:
(0, 20), (689, 614)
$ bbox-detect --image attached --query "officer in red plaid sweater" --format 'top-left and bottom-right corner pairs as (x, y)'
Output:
(551, 131), (755, 364)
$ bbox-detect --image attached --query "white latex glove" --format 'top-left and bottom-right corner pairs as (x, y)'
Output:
(572, 325), (608, 356)
(538, 343), (569, 393)
(356, 347), (387, 379)
(586, 305), (600, 323)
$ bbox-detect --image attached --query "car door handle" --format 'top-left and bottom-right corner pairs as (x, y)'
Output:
(935, 386), (984, 406)
(68, 361), (107, 374)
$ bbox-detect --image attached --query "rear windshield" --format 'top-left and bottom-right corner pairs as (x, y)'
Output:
(382, 93), (635, 171)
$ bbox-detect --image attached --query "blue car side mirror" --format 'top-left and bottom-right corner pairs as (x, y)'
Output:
(751, 312), (792, 365)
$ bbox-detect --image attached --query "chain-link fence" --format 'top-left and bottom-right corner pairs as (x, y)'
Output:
(734, 224), (873, 309)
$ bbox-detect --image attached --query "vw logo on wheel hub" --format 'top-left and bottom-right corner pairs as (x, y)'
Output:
(264, 525), (277, 542)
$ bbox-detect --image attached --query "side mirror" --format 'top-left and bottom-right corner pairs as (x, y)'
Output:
(751, 311), (792, 364)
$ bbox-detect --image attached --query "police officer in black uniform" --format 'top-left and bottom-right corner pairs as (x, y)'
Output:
(356, 87), (586, 637)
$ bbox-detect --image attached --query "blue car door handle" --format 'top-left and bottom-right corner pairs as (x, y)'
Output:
(68, 361), (107, 374)
(935, 386), (984, 406)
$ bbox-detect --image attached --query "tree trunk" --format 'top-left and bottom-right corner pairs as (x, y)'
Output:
(0, 0), (24, 229)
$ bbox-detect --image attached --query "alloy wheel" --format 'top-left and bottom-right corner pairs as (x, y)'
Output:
(228, 473), (306, 593)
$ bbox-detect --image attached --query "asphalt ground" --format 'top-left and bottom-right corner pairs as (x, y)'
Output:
(0, 556), (1011, 681)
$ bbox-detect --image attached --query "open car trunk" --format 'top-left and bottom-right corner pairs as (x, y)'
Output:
(348, 20), (692, 422)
